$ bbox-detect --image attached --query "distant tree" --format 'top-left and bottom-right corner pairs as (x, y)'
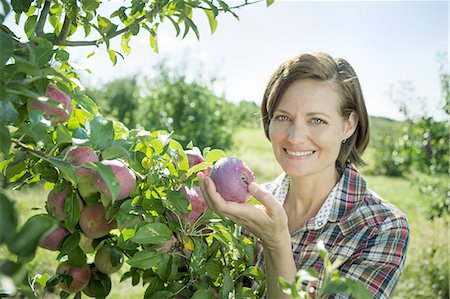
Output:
(86, 76), (141, 128)
(137, 63), (236, 150)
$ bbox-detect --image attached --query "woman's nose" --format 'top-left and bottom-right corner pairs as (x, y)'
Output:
(287, 122), (308, 144)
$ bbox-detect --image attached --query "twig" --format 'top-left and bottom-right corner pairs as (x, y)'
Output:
(57, 16), (71, 43)
(35, 0), (51, 36)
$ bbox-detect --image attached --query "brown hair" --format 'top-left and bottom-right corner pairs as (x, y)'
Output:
(260, 52), (370, 168)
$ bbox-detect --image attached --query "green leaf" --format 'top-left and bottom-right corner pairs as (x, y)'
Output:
(346, 279), (373, 299)
(32, 37), (55, 68)
(121, 32), (132, 55)
(64, 192), (81, 231)
(102, 145), (130, 160)
(88, 115), (114, 150)
(0, 125), (11, 157)
(167, 190), (189, 214)
(55, 49), (70, 62)
(24, 15), (37, 38)
(127, 250), (161, 269)
(203, 9), (217, 34)
(149, 28), (158, 53)
(75, 94), (98, 116)
(49, 159), (78, 185)
(205, 149), (226, 163)
(107, 49), (117, 65)
(84, 162), (120, 203)
(191, 288), (214, 299)
(266, 0), (275, 7)
(7, 214), (59, 260)
(219, 268), (234, 298)
(11, 0), (32, 13)
(0, 192), (18, 245)
(323, 280), (349, 294)
(131, 223), (173, 245)
(0, 31), (13, 67)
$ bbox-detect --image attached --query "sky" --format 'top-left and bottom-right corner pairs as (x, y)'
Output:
(4, 1), (449, 120)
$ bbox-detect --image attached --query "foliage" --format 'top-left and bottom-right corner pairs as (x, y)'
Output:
(372, 61), (449, 219)
(0, 0), (274, 297)
(278, 241), (372, 299)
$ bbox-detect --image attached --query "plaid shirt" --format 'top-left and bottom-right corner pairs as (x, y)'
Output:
(250, 164), (410, 299)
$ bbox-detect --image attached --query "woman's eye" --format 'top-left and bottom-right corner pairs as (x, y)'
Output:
(311, 118), (325, 125)
(275, 115), (289, 121)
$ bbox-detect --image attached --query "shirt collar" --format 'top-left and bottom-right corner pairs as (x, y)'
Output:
(270, 164), (367, 229)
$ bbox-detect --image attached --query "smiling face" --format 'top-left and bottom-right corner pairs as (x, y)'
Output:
(268, 79), (357, 179)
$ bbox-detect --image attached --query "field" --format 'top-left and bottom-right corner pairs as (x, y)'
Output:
(1, 124), (448, 298)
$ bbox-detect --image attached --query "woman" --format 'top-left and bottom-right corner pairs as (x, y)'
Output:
(198, 52), (409, 298)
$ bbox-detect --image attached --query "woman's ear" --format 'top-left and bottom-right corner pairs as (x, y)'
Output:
(344, 111), (358, 139)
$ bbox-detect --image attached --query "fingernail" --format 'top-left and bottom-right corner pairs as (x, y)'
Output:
(248, 182), (258, 194)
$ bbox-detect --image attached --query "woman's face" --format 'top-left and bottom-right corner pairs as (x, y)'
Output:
(268, 79), (357, 179)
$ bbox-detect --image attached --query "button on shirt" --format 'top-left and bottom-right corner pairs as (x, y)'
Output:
(249, 164), (410, 299)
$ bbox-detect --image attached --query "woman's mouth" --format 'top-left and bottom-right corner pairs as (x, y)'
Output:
(285, 149), (316, 157)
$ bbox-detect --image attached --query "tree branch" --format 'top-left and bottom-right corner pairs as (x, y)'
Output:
(55, 0), (262, 47)
(58, 16), (71, 43)
(57, 15), (146, 47)
(35, 0), (51, 36)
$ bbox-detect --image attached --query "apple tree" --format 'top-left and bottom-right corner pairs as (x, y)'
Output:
(0, 0), (272, 297)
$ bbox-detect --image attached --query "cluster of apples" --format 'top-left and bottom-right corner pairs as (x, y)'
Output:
(39, 147), (134, 295)
(29, 85), (256, 297)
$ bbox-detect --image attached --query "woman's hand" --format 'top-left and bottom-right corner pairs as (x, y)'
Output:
(197, 171), (290, 249)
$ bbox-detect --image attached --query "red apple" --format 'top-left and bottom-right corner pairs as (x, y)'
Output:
(94, 160), (136, 203)
(185, 149), (205, 168)
(56, 261), (91, 293)
(209, 157), (254, 203)
(155, 235), (178, 253)
(47, 188), (84, 221)
(39, 225), (70, 251)
(79, 204), (116, 239)
(61, 146), (99, 183)
(94, 245), (124, 274)
(27, 85), (73, 124)
(179, 186), (207, 224)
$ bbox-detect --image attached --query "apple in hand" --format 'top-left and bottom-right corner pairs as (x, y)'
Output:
(39, 225), (70, 251)
(209, 157), (254, 203)
(56, 261), (91, 293)
(27, 84), (73, 124)
(94, 160), (137, 204)
(94, 245), (124, 274)
(46, 188), (84, 221)
(79, 204), (116, 239)
(180, 186), (207, 224)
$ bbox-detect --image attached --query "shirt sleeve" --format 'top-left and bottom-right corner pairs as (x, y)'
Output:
(327, 212), (410, 299)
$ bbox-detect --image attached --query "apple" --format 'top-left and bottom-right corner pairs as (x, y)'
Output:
(185, 149), (205, 168)
(179, 186), (207, 224)
(27, 84), (73, 124)
(209, 157), (254, 203)
(94, 245), (124, 274)
(46, 188), (84, 221)
(82, 266), (112, 298)
(79, 204), (117, 239)
(61, 146), (99, 182)
(56, 261), (91, 293)
(94, 160), (137, 203)
(39, 225), (70, 251)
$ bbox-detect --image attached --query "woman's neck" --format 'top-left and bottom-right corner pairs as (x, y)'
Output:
(284, 167), (340, 225)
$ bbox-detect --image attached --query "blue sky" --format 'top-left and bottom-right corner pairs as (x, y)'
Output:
(5, 1), (448, 120)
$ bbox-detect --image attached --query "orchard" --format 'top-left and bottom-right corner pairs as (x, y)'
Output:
(0, 0), (271, 297)
(0, 1), (372, 298)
